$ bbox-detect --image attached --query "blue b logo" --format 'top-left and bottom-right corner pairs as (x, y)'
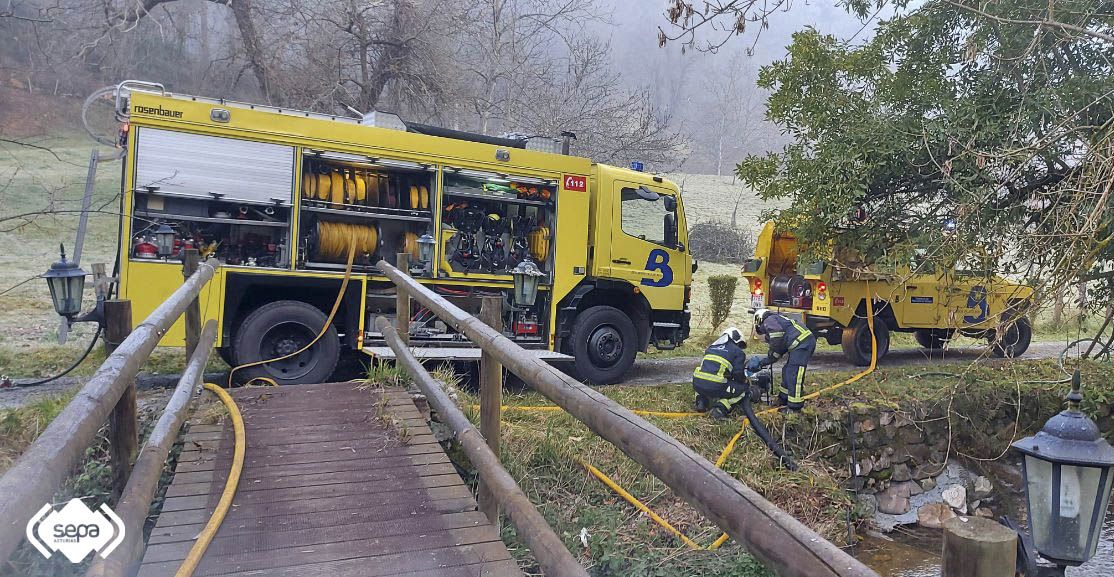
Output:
(642, 249), (673, 287)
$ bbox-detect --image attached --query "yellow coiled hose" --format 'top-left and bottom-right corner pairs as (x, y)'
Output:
(314, 220), (378, 262)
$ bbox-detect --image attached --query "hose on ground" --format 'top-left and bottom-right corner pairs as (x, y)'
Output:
(738, 394), (797, 471)
(15, 327), (102, 387)
(173, 383), (245, 577)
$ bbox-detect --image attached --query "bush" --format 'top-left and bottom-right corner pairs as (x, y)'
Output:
(688, 222), (755, 264)
(708, 275), (739, 330)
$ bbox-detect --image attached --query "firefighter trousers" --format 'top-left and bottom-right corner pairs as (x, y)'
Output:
(694, 380), (747, 413)
(779, 337), (815, 410)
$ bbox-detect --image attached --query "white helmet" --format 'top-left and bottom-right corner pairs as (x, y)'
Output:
(753, 308), (772, 326)
(715, 327), (745, 347)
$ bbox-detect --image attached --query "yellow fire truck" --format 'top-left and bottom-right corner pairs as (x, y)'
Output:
(743, 221), (1034, 365)
(111, 81), (692, 385)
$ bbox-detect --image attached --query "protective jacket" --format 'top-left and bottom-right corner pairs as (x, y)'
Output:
(760, 314), (813, 363)
(691, 340), (747, 397)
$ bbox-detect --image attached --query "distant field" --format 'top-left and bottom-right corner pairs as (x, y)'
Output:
(668, 172), (788, 229)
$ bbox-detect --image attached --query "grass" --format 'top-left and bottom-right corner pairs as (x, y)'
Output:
(0, 390), (77, 473)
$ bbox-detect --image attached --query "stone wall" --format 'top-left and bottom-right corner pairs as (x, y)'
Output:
(773, 391), (1110, 532)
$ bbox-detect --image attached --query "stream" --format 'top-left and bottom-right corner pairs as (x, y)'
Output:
(858, 504), (1114, 576)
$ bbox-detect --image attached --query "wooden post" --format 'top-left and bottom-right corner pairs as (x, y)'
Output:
(477, 296), (503, 526)
(182, 248), (202, 359)
(396, 252), (410, 345)
(104, 299), (137, 500)
(91, 263), (109, 300)
(941, 516), (1017, 577)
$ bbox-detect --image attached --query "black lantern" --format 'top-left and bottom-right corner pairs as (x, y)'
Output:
(154, 223), (176, 257)
(510, 258), (545, 306)
(1012, 370), (1114, 569)
(417, 233), (436, 269)
(43, 244), (87, 319)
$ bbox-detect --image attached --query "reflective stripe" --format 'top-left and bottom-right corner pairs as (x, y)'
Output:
(788, 319), (813, 349)
(788, 366), (806, 403)
(767, 331), (786, 337)
(693, 354), (731, 383)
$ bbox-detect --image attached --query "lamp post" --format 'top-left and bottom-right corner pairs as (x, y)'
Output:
(510, 258), (544, 306)
(1009, 369), (1114, 576)
(43, 243), (87, 321)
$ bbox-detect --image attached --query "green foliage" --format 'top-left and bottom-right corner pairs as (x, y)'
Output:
(736, 1), (1114, 284)
(707, 275), (739, 329)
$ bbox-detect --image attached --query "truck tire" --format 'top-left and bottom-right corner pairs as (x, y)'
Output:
(231, 300), (340, 385)
(990, 317), (1032, 358)
(841, 318), (889, 366)
(568, 305), (637, 385)
(914, 329), (954, 350)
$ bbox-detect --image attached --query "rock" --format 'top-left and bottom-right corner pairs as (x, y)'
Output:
(970, 499), (981, 510)
(973, 475), (993, 499)
(858, 417), (877, 433)
(875, 451), (892, 470)
(920, 477), (937, 491)
(892, 463), (912, 482)
(877, 485), (911, 515)
(905, 480), (925, 496)
(856, 494), (878, 517)
(899, 427), (925, 444)
(905, 443), (932, 464)
(848, 476), (867, 492)
(857, 457), (874, 476)
(975, 507), (994, 518)
(880, 411), (895, 426)
(943, 485), (967, 513)
(861, 431), (883, 448)
(917, 502), (957, 529)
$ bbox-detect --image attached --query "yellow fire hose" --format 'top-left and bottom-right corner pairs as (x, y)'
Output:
(174, 236), (359, 576)
(174, 384), (245, 577)
(581, 292), (880, 551)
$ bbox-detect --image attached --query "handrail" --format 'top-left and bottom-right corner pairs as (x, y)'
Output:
(376, 259), (880, 577)
(85, 320), (218, 577)
(0, 257), (219, 564)
(375, 316), (589, 577)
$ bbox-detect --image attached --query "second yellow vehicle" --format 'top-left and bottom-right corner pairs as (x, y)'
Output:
(743, 221), (1034, 365)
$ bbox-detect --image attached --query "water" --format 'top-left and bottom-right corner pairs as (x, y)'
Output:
(859, 504), (1114, 576)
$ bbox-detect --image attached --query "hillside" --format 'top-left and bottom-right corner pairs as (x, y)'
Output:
(668, 172), (786, 230)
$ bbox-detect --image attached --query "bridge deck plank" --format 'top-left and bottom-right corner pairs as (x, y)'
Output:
(137, 382), (520, 577)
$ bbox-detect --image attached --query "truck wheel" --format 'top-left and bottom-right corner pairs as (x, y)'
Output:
(841, 318), (889, 366)
(914, 329), (954, 350)
(231, 300), (340, 385)
(990, 317), (1032, 358)
(568, 305), (637, 385)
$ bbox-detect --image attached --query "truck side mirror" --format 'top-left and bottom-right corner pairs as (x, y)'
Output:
(663, 196), (677, 212)
(664, 213), (677, 247)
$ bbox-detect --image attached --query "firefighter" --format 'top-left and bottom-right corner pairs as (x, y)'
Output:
(752, 308), (815, 411)
(691, 327), (749, 421)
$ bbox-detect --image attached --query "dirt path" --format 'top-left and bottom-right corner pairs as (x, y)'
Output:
(623, 341), (1066, 387)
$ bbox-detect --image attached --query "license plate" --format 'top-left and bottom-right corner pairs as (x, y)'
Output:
(751, 295), (765, 309)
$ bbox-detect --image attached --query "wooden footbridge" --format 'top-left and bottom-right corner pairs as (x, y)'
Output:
(0, 252), (881, 577)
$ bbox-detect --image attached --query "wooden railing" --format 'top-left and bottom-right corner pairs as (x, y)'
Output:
(0, 250), (219, 575)
(377, 258), (882, 577)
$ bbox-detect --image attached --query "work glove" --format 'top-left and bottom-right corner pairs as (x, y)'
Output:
(745, 357), (764, 372)
(758, 357), (774, 368)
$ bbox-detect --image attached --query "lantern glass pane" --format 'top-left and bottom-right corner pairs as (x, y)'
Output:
(1025, 455), (1054, 555)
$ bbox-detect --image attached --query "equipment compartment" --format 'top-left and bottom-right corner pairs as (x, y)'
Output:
(297, 151), (435, 275)
(131, 192), (291, 268)
(440, 167), (555, 279)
